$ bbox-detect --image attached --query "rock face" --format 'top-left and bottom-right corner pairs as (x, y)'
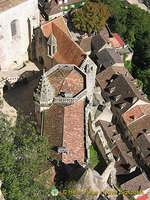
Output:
(0, 181), (5, 200)
(68, 168), (102, 200)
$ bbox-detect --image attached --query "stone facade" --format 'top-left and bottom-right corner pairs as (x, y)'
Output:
(0, 0), (39, 71)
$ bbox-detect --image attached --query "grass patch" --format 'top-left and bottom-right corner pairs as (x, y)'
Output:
(89, 144), (99, 169)
(89, 144), (107, 175)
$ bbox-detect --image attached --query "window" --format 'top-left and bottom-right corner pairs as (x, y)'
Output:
(48, 45), (51, 57)
(53, 46), (55, 54)
(11, 20), (19, 38)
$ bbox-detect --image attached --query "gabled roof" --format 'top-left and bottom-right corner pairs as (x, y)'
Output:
(121, 173), (150, 191)
(112, 33), (125, 46)
(122, 104), (150, 125)
(96, 66), (132, 89)
(96, 48), (123, 69)
(91, 34), (107, 54)
(128, 115), (150, 139)
(104, 74), (149, 114)
(42, 16), (85, 66)
(80, 36), (92, 53)
(44, 100), (85, 165)
(44, 0), (62, 16)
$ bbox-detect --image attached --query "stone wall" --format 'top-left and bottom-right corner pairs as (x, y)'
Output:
(33, 27), (57, 70)
(0, 0), (39, 71)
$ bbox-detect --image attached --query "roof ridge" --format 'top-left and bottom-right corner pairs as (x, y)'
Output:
(52, 22), (85, 54)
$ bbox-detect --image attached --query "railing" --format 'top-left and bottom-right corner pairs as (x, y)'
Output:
(53, 89), (87, 104)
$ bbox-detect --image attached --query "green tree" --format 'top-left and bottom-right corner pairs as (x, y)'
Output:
(0, 114), (55, 200)
(72, 1), (110, 34)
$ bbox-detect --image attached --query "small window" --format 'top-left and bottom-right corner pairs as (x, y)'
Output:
(11, 20), (19, 38)
(53, 46), (55, 54)
(48, 45), (51, 57)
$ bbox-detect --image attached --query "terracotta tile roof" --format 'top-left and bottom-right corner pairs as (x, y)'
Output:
(108, 37), (123, 48)
(136, 194), (149, 200)
(122, 104), (150, 125)
(112, 33), (125, 46)
(121, 173), (150, 191)
(44, 100), (85, 165)
(96, 66), (131, 89)
(52, 16), (71, 37)
(48, 68), (84, 97)
(42, 16), (85, 66)
(62, 100), (85, 164)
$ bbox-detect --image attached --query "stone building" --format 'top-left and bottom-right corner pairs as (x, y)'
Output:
(34, 64), (88, 165)
(0, 0), (39, 71)
(96, 66), (150, 172)
(38, 0), (63, 21)
(32, 16), (97, 100)
(32, 16), (85, 70)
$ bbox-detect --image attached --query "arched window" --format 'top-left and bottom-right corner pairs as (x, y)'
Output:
(11, 20), (19, 38)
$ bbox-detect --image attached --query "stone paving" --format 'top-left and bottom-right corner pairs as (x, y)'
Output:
(0, 61), (41, 121)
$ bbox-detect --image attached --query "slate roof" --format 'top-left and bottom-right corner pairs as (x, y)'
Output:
(44, 100), (85, 165)
(42, 16), (85, 66)
(91, 34), (107, 54)
(104, 74), (149, 114)
(48, 67), (84, 97)
(44, 0), (62, 16)
(96, 48), (123, 69)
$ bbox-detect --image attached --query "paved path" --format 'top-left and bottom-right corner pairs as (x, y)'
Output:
(128, 0), (150, 12)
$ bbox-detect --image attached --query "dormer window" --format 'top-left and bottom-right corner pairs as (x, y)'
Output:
(11, 19), (20, 39)
(47, 32), (57, 58)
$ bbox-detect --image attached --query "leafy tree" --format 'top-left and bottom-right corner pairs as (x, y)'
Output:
(72, 1), (110, 34)
(136, 69), (150, 100)
(0, 113), (55, 200)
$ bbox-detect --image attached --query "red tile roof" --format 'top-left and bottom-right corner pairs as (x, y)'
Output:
(42, 16), (85, 67)
(122, 104), (150, 125)
(136, 194), (148, 200)
(112, 33), (125, 46)
(44, 100), (85, 165)
(63, 100), (85, 164)
(48, 67), (84, 97)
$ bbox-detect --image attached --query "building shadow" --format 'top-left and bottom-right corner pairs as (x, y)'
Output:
(3, 71), (41, 117)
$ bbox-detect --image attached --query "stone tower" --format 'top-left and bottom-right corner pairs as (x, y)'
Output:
(34, 69), (55, 125)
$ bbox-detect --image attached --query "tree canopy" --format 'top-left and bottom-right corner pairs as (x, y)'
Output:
(95, 0), (150, 99)
(72, 1), (110, 34)
(0, 113), (55, 200)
